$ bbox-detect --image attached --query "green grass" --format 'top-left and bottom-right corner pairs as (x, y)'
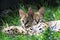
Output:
(1, 10), (21, 26)
(1, 5), (60, 40)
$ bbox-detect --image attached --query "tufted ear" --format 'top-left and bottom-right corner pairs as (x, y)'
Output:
(39, 7), (45, 16)
(19, 9), (25, 18)
(28, 7), (34, 18)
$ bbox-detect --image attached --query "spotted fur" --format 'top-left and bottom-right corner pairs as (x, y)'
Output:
(2, 26), (27, 35)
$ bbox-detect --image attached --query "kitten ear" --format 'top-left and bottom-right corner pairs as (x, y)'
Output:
(19, 9), (25, 18)
(28, 7), (34, 18)
(39, 7), (45, 16)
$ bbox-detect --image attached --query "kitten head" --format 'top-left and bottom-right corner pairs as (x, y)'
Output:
(19, 8), (34, 28)
(33, 7), (45, 25)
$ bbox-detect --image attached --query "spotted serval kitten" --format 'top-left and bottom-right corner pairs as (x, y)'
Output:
(19, 7), (60, 34)
(2, 7), (60, 36)
(19, 7), (46, 35)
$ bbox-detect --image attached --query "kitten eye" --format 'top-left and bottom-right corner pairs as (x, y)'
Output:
(30, 28), (33, 30)
(22, 20), (24, 23)
(7, 30), (10, 32)
(11, 29), (13, 30)
(26, 21), (29, 23)
(39, 28), (42, 30)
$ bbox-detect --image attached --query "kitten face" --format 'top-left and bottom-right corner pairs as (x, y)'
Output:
(37, 22), (48, 33)
(27, 22), (48, 35)
(19, 8), (34, 28)
(20, 14), (29, 27)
